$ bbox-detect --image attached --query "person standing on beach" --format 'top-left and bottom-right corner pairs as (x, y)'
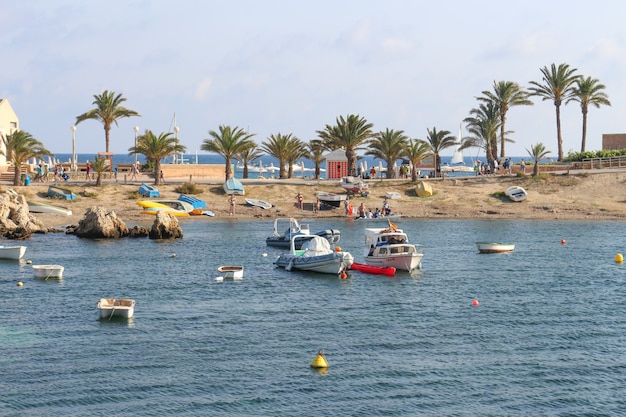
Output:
(296, 192), (303, 210)
(520, 159), (526, 174)
(130, 164), (138, 181)
(358, 202), (365, 218)
(85, 162), (91, 181)
(229, 194), (236, 216)
(160, 170), (164, 183)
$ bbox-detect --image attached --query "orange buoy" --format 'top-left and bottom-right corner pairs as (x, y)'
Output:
(310, 350), (329, 368)
(335, 246), (342, 252)
(561, 239), (566, 245)
(340, 271), (347, 279)
(472, 299), (480, 307)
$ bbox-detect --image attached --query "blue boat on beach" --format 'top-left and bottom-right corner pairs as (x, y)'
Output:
(139, 183), (160, 198)
(223, 178), (245, 195)
(178, 194), (207, 209)
(47, 186), (77, 201)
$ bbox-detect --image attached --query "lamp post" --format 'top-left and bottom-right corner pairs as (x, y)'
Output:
(71, 125), (77, 172)
(174, 126), (180, 164)
(133, 126), (139, 166)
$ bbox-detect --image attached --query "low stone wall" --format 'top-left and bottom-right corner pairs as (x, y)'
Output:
(160, 164), (225, 181)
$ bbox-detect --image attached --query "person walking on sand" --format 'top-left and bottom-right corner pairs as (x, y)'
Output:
(296, 192), (303, 210)
(130, 163), (138, 181)
(85, 162), (91, 181)
(160, 170), (164, 183)
(520, 159), (526, 174)
(229, 194), (236, 216)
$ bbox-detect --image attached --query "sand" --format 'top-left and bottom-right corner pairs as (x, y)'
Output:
(7, 170), (626, 228)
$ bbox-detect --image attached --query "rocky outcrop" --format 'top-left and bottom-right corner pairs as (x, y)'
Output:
(149, 210), (183, 239)
(74, 206), (129, 238)
(0, 191), (44, 239)
(128, 225), (149, 238)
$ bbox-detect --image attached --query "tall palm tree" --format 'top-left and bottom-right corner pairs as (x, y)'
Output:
(317, 114), (374, 176)
(566, 76), (611, 153)
(129, 130), (186, 185)
(261, 133), (299, 179)
(75, 90), (141, 153)
(464, 101), (502, 162)
(305, 139), (327, 180)
(1, 130), (52, 186)
(366, 128), (409, 179)
(403, 139), (431, 181)
(526, 143), (551, 176)
(479, 80), (533, 160)
(423, 127), (457, 177)
(528, 63), (580, 161)
(201, 126), (256, 181)
(234, 145), (264, 179)
(284, 137), (308, 179)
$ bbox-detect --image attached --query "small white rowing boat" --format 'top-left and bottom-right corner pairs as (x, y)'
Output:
(505, 186), (527, 202)
(97, 298), (136, 319)
(476, 242), (515, 253)
(0, 245), (27, 260)
(32, 264), (64, 279)
(245, 198), (272, 209)
(217, 265), (244, 279)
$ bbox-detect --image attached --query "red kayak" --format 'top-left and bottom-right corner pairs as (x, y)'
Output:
(349, 262), (396, 276)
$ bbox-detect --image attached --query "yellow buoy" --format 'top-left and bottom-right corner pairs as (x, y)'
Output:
(310, 350), (329, 368)
(17, 281), (23, 287)
(615, 254), (624, 263)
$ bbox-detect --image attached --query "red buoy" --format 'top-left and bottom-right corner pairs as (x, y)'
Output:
(561, 239), (566, 245)
(472, 299), (480, 307)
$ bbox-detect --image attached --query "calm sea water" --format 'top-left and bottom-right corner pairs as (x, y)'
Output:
(1, 219), (625, 416)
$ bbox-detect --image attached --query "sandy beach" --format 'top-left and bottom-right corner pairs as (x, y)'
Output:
(5, 169), (626, 228)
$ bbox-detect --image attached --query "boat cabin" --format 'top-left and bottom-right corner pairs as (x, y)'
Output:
(363, 228), (409, 257)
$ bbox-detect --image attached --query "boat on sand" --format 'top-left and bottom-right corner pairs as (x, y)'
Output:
(505, 186), (528, 202)
(27, 201), (73, 216)
(245, 198), (272, 209)
(224, 178), (245, 195)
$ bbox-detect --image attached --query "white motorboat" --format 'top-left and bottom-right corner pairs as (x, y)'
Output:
(476, 242), (515, 253)
(363, 224), (424, 272)
(245, 198), (272, 209)
(266, 218), (341, 249)
(506, 186), (528, 202)
(32, 264), (64, 279)
(315, 191), (348, 208)
(339, 176), (369, 195)
(274, 235), (353, 275)
(0, 245), (27, 260)
(97, 298), (136, 319)
(217, 265), (244, 279)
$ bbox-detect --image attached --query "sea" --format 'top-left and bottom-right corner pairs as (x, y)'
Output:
(50, 153), (489, 180)
(1, 218), (625, 416)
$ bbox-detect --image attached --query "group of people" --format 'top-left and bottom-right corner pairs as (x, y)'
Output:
(473, 158), (526, 176)
(356, 199), (392, 219)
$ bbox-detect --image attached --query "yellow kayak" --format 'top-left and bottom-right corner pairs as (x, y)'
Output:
(140, 208), (190, 217)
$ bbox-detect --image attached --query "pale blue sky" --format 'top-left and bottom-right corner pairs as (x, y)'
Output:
(2, 0), (626, 158)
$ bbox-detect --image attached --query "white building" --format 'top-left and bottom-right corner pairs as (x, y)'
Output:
(0, 98), (20, 166)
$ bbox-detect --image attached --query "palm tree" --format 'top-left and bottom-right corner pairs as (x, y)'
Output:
(479, 80), (533, 160)
(366, 128), (409, 179)
(529, 63), (580, 161)
(284, 137), (308, 179)
(201, 126), (256, 181)
(317, 114), (374, 176)
(526, 143), (551, 176)
(566, 76), (611, 153)
(1, 130), (52, 186)
(234, 145), (264, 179)
(90, 155), (109, 186)
(261, 133), (299, 179)
(403, 139), (431, 181)
(464, 101), (503, 163)
(305, 139), (327, 180)
(130, 130), (186, 185)
(75, 90), (140, 153)
(423, 127), (457, 177)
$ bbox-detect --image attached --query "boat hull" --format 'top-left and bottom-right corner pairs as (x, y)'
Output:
(316, 192), (347, 207)
(0, 245), (27, 260)
(275, 252), (353, 275)
(350, 262), (396, 276)
(224, 178), (245, 195)
(139, 183), (160, 198)
(217, 266), (244, 279)
(32, 264), (64, 279)
(364, 253), (423, 272)
(506, 186), (527, 202)
(28, 201), (72, 215)
(476, 242), (515, 253)
(48, 186), (77, 200)
(97, 298), (135, 319)
(245, 198), (272, 209)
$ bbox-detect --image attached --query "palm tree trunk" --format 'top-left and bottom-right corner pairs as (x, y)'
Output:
(154, 160), (161, 185)
(345, 148), (356, 176)
(13, 166), (21, 186)
(581, 107), (588, 153)
(386, 158), (395, 179)
(499, 119), (506, 160)
(555, 104), (563, 161)
(104, 124), (111, 154)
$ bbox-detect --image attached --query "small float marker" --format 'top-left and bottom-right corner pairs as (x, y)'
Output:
(170, 253), (177, 258)
(472, 299), (480, 307)
(310, 350), (329, 368)
(340, 271), (348, 279)
(561, 239), (566, 245)
(17, 281), (23, 287)
(261, 253), (268, 257)
(615, 254), (624, 263)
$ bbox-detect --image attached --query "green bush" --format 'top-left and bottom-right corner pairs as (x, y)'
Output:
(174, 182), (202, 195)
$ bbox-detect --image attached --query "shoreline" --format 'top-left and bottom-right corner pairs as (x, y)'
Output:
(4, 169), (626, 229)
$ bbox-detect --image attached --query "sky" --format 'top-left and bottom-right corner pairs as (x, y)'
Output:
(2, 0), (626, 159)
